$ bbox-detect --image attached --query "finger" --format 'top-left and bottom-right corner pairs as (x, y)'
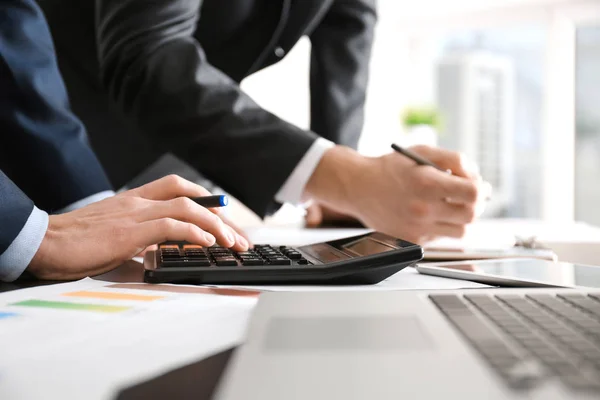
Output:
(433, 201), (476, 225)
(304, 203), (323, 228)
(219, 214), (253, 246)
(140, 197), (236, 248)
(126, 175), (213, 202)
(234, 233), (250, 251)
(135, 218), (216, 247)
(431, 222), (467, 239)
(219, 221), (248, 251)
(420, 169), (479, 204)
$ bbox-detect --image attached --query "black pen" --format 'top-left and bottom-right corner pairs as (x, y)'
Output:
(393, 143), (492, 201)
(391, 143), (451, 174)
(191, 195), (229, 208)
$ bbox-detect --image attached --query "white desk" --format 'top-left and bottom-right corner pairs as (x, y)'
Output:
(2, 219), (600, 400)
(454, 218), (600, 266)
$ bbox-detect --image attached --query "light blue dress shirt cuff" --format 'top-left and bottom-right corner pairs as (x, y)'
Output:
(275, 137), (335, 206)
(56, 190), (115, 213)
(0, 206), (49, 282)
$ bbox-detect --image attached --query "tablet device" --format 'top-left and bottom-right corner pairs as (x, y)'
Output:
(144, 232), (423, 285)
(416, 258), (600, 288)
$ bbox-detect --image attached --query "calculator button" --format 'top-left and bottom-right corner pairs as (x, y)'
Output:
(161, 256), (182, 261)
(186, 259), (211, 267)
(161, 253), (181, 258)
(162, 259), (209, 267)
(285, 252), (303, 260)
(212, 254), (233, 259)
(187, 257), (210, 265)
(269, 258), (292, 266)
(161, 261), (185, 267)
(161, 248), (180, 253)
(297, 259), (309, 265)
(214, 256), (236, 261)
(216, 260), (238, 266)
(241, 260), (265, 266)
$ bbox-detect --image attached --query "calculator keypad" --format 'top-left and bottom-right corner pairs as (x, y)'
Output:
(158, 244), (312, 269)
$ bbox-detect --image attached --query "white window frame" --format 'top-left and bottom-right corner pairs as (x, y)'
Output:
(392, 0), (600, 222)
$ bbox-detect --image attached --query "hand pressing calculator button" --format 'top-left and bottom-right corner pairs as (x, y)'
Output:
(144, 232), (423, 285)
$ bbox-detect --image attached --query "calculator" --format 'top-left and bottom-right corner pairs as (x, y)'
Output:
(143, 232), (423, 285)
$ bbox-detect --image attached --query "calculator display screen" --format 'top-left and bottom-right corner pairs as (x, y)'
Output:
(343, 238), (396, 257)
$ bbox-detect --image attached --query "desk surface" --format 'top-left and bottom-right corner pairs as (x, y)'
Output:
(3, 219), (600, 399)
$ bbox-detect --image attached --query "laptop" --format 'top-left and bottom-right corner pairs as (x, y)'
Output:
(214, 288), (600, 399)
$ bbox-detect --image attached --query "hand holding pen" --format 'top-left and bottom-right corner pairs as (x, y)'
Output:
(392, 144), (492, 209)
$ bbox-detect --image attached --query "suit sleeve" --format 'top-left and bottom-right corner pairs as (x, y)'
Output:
(0, 170), (48, 282)
(309, 0), (377, 149)
(95, 0), (318, 217)
(0, 0), (112, 213)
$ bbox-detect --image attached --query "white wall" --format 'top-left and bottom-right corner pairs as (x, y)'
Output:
(241, 38), (312, 132)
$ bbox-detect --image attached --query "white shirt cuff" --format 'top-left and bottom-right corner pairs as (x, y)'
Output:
(56, 190), (115, 213)
(275, 137), (335, 206)
(0, 207), (49, 282)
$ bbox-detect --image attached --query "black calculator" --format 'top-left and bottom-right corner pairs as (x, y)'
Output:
(144, 232), (423, 285)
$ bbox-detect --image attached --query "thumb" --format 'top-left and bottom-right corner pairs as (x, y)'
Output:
(304, 203), (324, 228)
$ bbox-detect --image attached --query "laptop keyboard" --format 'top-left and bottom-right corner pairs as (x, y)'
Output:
(430, 293), (600, 392)
(158, 244), (312, 268)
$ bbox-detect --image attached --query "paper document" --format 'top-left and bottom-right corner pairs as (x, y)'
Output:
(0, 278), (258, 400)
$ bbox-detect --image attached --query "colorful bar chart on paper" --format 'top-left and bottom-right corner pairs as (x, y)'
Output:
(62, 291), (165, 302)
(0, 311), (18, 320)
(11, 300), (130, 314)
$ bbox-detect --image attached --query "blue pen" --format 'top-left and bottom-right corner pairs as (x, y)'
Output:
(191, 195), (229, 208)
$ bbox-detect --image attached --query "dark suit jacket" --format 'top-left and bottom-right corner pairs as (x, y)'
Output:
(0, 0), (111, 255)
(38, 0), (377, 217)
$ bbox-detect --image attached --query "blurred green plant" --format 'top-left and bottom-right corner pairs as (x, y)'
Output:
(401, 106), (443, 131)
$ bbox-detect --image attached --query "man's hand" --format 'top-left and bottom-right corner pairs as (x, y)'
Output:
(28, 175), (249, 280)
(305, 145), (485, 244)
